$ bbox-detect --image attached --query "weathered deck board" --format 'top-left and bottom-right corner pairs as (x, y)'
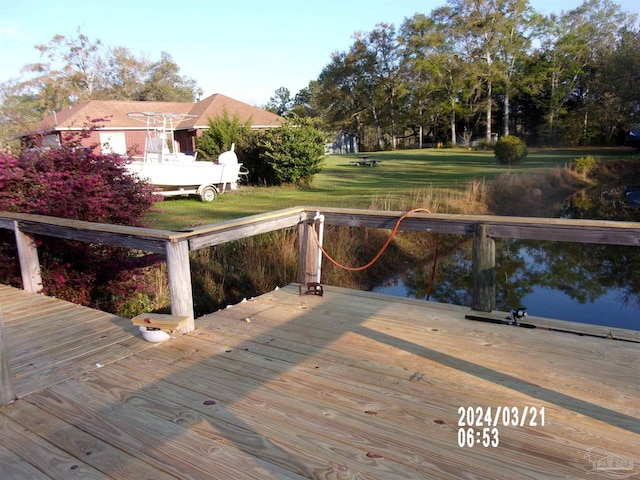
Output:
(25, 383), (305, 480)
(0, 412), (109, 479)
(1, 283), (638, 479)
(0, 444), (52, 480)
(1, 401), (177, 480)
(0, 284), (158, 398)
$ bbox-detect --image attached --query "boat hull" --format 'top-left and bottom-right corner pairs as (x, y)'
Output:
(126, 161), (242, 188)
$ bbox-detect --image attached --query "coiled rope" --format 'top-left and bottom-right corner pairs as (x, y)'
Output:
(310, 208), (440, 299)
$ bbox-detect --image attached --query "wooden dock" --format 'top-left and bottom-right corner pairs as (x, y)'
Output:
(1, 283), (638, 479)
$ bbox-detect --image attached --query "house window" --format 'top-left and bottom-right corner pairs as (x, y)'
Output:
(43, 134), (60, 148)
(99, 132), (127, 155)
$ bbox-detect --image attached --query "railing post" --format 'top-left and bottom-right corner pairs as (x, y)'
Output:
(297, 218), (321, 284)
(166, 240), (194, 333)
(14, 222), (42, 294)
(472, 224), (495, 312)
(313, 212), (324, 284)
(0, 305), (16, 405)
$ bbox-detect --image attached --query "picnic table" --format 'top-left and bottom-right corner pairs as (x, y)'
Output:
(349, 155), (383, 166)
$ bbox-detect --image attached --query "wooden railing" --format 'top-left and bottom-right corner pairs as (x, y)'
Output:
(1, 207), (639, 329)
(1, 207), (639, 404)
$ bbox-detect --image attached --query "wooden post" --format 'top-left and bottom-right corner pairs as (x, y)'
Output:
(314, 213), (324, 284)
(472, 224), (495, 312)
(165, 240), (194, 333)
(297, 219), (320, 285)
(14, 223), (42, 294)
(0, 305), (16, 405)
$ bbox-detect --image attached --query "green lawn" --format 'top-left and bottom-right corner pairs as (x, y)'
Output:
(146, 147), (636, 230)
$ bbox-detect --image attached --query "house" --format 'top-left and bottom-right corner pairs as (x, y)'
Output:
(26, 94), (283, 156)
(327, 131), (359, 154)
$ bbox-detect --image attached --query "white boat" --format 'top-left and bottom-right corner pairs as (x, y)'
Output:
(125, 112), (247, 201)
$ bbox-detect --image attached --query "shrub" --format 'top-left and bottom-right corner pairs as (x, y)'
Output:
(494, 135), (527, 166)
(572, 155), (597, 176)
(235, 130), (269, 184)
(259, 115), (326, 185)
(0, 138), (158, 223)
(196, 108), (253, 160)
(0, 126), (163, 314)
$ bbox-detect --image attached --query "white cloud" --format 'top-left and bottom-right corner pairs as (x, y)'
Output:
(0, 24), (24, 40)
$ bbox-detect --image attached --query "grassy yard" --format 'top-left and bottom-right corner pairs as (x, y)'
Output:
(146, 147), (636, 230)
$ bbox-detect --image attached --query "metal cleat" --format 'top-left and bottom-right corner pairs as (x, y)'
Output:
(299, 282), (324, 296)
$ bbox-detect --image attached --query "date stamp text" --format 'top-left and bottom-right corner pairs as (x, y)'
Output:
(457, 406), (545, 447)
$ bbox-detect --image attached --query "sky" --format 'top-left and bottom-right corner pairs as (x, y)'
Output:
(1, 0), (639, 107)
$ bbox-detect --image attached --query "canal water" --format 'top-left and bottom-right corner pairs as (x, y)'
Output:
(375, 178), (640, 331)
(374, 237), (640, 331)
(372, 163), (640, 331)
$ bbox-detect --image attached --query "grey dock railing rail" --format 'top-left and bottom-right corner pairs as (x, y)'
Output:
(1, 206), (639, 329)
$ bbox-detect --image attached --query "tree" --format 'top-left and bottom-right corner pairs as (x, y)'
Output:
(315, 24), (406, 151)
(510, 51), (551, 144)
(400, 14), (440, 146)
(369, 23), (407, 150)
(536, 0), (634, 144)
(315, 50), (363, 142)
(196, 108), (253, 159)
(21, 28), (105, 112)
(345, 24), (407, 150)
(400, 12), (467, 146)
(0, 29), (201, 149)
(311, 0), (640, 149)
(343, 32), (384, 149)
(265, 87), (294, 116)
(290, 82), (320, 118)
(494, 0), (536, 137)
(448, 0), (498, 144)
(260, 115), (325, 185)
(441, 0), (538, 144)
(136, 52), (199, 102)
(591, 27), (640, 144)
(0, 81), (44, 151)
(98, 46), (150, 100)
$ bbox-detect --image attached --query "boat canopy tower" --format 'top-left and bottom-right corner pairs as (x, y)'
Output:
(127, 111), (197, 163)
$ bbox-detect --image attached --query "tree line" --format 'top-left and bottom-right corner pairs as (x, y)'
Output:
(0, 28), (200, 150)
(2, 0), (638, 152)
(269, 0), (639, 150)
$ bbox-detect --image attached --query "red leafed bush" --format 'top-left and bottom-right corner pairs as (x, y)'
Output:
(0, 126), (164, 315)
(0, 141), (157, 224)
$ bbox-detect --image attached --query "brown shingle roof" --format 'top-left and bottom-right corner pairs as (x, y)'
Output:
(33, 94), (283, 132)
(182, 94), (283, 129)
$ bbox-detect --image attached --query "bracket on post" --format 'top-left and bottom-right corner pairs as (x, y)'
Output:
(299, 282), (324, 296)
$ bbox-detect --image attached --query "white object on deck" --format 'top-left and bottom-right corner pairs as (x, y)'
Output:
(139, 326), (171, 343)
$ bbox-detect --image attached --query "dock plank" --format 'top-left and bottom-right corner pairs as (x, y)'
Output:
(1, 283), (638, 479)
(72, 365), (413, 480)
(210, 292), (638, 421)
(0, 285), (158, 398)
(27, 380), (305, 480)
(0, 411), (109, 479)
(112, 348), (498, 478)
(2, 400), (177, 480)
(0, 444), (51, 480)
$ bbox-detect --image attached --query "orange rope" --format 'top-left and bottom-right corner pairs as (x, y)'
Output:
(310, 208), (439, 300)
(310, 207), (437, 270)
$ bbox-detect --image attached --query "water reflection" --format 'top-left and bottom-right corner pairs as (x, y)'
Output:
(374, 238), (640, 331)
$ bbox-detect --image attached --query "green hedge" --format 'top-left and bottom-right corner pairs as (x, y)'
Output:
(494, 136), (528, 166)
